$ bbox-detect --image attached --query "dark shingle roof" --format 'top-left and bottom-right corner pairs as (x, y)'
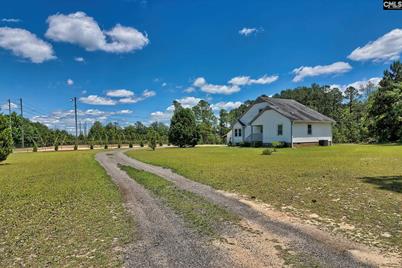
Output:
(254, 96), (335, 123)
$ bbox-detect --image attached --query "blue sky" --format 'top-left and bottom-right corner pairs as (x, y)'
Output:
(0, 0), (401, 131)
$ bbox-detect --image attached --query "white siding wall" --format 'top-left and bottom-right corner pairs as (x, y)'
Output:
(231, 121), (244, 144)
(293, 122), (332, 143)
(226, 130), (232, 144)
(240, 102), (268, 142)
(252, 110), (292, 143)
(240, 102), (268, 124)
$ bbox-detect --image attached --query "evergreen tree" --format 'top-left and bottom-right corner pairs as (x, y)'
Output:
(0, 115), (13, 162)
(219, 109), (230, 137)
(168, 106), (199, 147)
(147, 129), (158, 150)
(368, 61), (402, 142)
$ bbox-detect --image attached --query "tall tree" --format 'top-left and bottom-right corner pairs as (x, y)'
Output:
(368, 61), (402, 142)
(192, 100), (217, 143)
(168, 106), (199, 147)
(344, 86), (360, 113)
(88, 121), (105, 143)
(219, 109), (230, 137)
(0, 114), (13, 162)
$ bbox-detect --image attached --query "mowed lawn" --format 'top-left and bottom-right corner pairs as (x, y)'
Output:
(127, 145), (402, 251)
(0, 151), (132, 267)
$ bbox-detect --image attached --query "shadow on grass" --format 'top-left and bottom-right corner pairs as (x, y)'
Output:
(360, 176), (402, 193)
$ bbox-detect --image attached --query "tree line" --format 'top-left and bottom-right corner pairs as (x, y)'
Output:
(1, 61), (401, 161)
(168, 61), (402, 146)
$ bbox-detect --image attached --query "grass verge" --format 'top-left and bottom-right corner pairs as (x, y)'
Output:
(126, 145), (402, 251)
(120, 165), (238, 236)
(0, 151), (132, 267)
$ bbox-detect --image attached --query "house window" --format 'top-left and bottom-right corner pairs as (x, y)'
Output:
(234, 129), (238, 137)
(234, 129), (242, 137)
(238, 128), (242, 136)
(307, 124), (312, 135)
(277, 124), (283, 136)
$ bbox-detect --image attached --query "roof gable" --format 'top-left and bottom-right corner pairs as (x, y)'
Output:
(257, 96), (335, 123)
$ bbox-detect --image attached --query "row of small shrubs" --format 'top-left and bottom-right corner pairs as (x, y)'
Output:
(33, 142), (169, 152)
(236, 141), (288, 148)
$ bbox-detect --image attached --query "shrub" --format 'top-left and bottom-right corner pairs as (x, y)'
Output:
(118, 143), (121, 149)
(271, 141), (286, 148)
(262, 148), (275, 155)
(240, 142), (251, 147)
(74, 144), (78, 151)
(54, 144), (59, 151)
(104, 144), (108, 149)
(159, 141), (163, 147)
(147, 130), (157, 151)
(254, 141), (263, 147)
(90, 144), (94, 150)
(140, 141), (144, 147)
(129, 143), (133, 148)
(33, 144), (38, 152)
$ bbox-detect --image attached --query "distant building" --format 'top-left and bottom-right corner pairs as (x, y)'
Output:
(227, 96), (335, 147)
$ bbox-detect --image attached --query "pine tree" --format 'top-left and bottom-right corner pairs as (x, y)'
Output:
(0, 115), (13, 162)
(368, 61), (402, 142)
(168, 106), (199, 147)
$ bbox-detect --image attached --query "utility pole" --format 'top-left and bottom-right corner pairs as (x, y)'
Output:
(72, 97), (78, 143)
(20, 98), (24, 148)
(79, 121), (82, 136)
(8, 99), (12, 129)
(84, 122), (87, 137)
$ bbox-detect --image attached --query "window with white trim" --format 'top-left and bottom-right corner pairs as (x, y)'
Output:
(307, 124), (312, 135)
(277, 124), (283, 136)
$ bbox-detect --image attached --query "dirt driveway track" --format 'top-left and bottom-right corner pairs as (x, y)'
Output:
(97, 149), (397, 268)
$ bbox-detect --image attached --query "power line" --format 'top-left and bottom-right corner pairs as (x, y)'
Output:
(20, 98), (24, 148)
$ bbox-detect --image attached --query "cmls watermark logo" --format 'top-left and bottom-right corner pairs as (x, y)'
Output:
(384, 0), (402, 10)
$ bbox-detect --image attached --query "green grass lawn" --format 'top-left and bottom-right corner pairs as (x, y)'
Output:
(0, 151), (132, 267)
(127, 144), (402, 251)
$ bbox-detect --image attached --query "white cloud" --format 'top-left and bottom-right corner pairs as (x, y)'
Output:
(176, 96), (202, 107)
(45, 11), (149, 53)
(118, 89), (156, 103)
(150, 97), (242, 123)
(67, 79), (74, 86)
(79, 95), (117, 105)
(292, 61), (352, 82)
(142, 89), (156, 97)
(1, 18), (21, 23)
(150, 111), (172, 122)
(193, 77), (240, 95)
(119, 97), (138, 104)
(0, 27), (56, 63)
(116, 109), (133, 114)
(229, 74), (278, 86)
(30, 108), (133, 130)
(348, 29), (402, 62)
(330, 77), (382, 92)
(239, 27), (261, 36)
(161, 82), (167, 87)
(1, 102), (17, 111)
(106, 89), (134, 97)
(74, 56), (85, 62)
(184, 87), (195, 93)
(211, 101), (242, 111)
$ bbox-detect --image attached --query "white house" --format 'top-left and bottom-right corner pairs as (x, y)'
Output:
(227, 96), (335, 147)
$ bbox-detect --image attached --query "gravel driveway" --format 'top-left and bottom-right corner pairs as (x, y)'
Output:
(96, 150), (393, 268)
